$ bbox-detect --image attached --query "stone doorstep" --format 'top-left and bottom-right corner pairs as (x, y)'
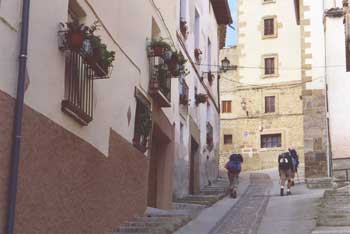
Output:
(312, 226), (350, 234)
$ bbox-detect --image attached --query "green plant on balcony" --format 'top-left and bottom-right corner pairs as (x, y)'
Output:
(64, 21), (90, 49)
(148, 37), (172, 58)
(168, 50), (189, 77)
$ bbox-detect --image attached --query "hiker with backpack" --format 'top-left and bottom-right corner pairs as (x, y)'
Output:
(278, 152), (294, 196)
(225, 153), (244, 199)
(288, 148), (299, 186)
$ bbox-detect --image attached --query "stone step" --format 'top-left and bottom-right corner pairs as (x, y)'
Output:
(311, 226), (350, 234)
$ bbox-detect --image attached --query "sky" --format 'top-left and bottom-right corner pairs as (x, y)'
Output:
(225, 0), (237, 47)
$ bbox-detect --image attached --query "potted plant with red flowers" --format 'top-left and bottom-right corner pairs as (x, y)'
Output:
(194, 48), (202, 61)
(64, 21), (90, 50)
(195, 93), (208, 105)
(168, 50), (188, 77)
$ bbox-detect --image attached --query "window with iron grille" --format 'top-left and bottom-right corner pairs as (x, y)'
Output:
(261, 134), (281, 148)
(224, 135), (233, 145)
(62, 44), (94, 126)
(222, 100), (232, 113)
(265, 96), (275, 113)
(264, 57), (275, 75)
(264, 18), (275, 36)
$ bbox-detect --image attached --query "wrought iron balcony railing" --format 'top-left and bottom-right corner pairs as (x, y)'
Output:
(62, 50), (94, 125)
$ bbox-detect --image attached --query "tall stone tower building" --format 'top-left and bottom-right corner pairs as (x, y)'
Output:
(220, 0), (304, 171)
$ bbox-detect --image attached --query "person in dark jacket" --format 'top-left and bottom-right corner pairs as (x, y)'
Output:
(278, 152), (294, 196)
(288, 148), (299, 186)
(225, 154), (243, 199)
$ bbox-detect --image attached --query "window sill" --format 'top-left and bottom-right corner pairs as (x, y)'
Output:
(262, 74), (279, 79)
(61, 100), (92, 126)
(262, 34), (278, 39)
(259, 147), (283, 152)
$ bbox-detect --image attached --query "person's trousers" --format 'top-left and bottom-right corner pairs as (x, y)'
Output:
(228, 172), (239, 191)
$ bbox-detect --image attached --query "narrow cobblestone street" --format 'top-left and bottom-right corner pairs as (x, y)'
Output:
(211, 174), (273, 234)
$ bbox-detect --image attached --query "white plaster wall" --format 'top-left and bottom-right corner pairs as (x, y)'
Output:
(238, 0), (302, 85)
(325, 16), (350, 158)
(0, 0), (221, 195)
(303, 0), (326, 90)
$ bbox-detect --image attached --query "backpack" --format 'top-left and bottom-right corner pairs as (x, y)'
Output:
(278, 153), (290, 170)
(228, 154), (242, 173)
(289, 149), (299, 168)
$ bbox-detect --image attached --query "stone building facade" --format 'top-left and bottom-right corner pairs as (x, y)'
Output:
(220, 0), (304, 171)
(0, 0), (231, 233)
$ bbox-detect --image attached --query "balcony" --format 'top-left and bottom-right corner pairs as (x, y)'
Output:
(62, 50), (94, 125)
(149, 57), (171, 107)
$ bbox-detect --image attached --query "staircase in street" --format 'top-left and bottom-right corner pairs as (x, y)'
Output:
(113, 178), (229, 234)
(312, 186), (350, 234)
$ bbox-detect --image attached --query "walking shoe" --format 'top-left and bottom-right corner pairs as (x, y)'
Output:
(280, 188), (284, 196)
(287, 191), (292, 196)
(232, 191), (237, 199)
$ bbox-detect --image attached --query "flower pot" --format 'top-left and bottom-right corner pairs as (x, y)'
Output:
(67, 31), (84, 49)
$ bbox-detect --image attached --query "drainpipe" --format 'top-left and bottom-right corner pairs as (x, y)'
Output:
(6, 1), (30, 234)
(323, 0), (333, 177)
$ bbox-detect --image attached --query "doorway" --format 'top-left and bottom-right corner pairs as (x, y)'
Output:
(189, 137), (200, 195)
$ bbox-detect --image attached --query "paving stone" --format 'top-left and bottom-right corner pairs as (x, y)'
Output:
(210, 173), (273, 234)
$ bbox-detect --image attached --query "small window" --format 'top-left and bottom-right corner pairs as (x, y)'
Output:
(261, 134), (281, 148)
(264, 57), (275, 75)
(264, 18), (274, 36)
(224, 135), (233, 145)
(265, 96), (275, 113)
(222, 100), (232, 113)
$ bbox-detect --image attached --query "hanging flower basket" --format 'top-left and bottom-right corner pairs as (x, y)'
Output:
(195, 93), (208, 105)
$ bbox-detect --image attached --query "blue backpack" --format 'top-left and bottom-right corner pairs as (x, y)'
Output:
(228, 154), (241, 173)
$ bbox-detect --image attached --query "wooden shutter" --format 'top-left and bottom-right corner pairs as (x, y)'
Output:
(265, 96), (275, 113)
(264, 18), (274, 35)
(265, 58), (275, 75)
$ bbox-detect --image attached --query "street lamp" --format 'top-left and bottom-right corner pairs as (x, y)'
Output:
(221, 57), (237, 73)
